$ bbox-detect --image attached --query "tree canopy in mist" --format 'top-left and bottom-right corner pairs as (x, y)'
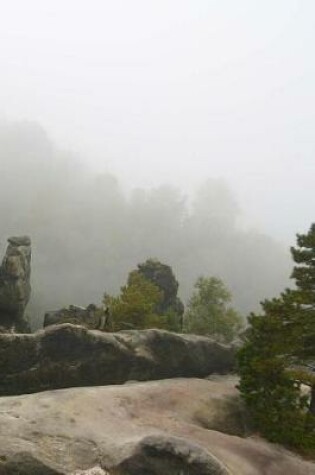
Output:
(0, 121), (291, 327)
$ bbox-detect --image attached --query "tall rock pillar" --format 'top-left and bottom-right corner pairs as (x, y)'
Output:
(0, 236), (31, 332)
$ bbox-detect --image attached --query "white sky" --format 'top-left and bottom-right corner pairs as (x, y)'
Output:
(0, 0), (314, 243)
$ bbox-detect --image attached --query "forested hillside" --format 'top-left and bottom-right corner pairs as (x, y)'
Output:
(0, 121), (290, 326)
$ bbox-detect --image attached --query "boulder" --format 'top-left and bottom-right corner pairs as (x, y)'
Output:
(0, 377), (313, 474)
(0, 324), (235, 395)
(136, 258), (184, 317)
(44, 304), (99, 329)
(0, 236), (31, 332)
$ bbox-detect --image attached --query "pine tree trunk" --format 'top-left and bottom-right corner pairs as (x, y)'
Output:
(310, 384), (315, 415)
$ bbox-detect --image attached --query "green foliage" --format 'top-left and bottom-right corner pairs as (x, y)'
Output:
(184, 276), (243, 343)
(103, 271), (163, 331)
(103, 259), (185, 332)
(238, 223), (315, 452)
(133, 259), (184, 331)
(238, 306), (313, 448)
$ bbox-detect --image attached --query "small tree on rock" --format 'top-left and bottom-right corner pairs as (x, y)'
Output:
(135, 259), (184, 331)
(103, 272), (163, 331)
(103, 259), (184, 332)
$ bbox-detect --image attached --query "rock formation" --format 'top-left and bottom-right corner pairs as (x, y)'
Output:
(135, 259), (185, 327)
(0, 236), (31, 332)
(0, 237), (313, 473)
(44, 304), (99, 329)
(0, 377), (313, 474)
(0, 324), (235, 396)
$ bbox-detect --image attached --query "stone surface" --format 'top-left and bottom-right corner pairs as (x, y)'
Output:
(71, 469), (109, 475)
(0, 324), (235, 396)
(136, 258), (184, 317)
(0, 236), (31, 332)
(44, 304), (100, 329)
(0, 377), (313, 474)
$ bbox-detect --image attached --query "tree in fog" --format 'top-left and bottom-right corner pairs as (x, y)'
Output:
(184, 276), (243, 342)
(134, 258), (184, 331)
(103, 271), (163, 331)
(104, 259), (184, 332)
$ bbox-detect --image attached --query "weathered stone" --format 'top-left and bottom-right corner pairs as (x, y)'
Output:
(71, 469), (109, 475)
(0, 452), (63, 475)
(7, 236), (31, 247)
(0, 324), (235, 396)
(0, 236), (31, 332)
(135, 259), (185, 329)
(115, 435), (229, 475)
(0, 378), (313, 474)
(44, 304), (99, 329)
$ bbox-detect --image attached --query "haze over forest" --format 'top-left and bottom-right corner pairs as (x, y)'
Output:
(0, 121), (291, 325)
(0, 1), (314, 325)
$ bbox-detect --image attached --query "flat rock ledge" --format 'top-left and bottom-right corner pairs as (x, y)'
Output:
(0, 324), (235, 396)
(0, 377), (313, 474)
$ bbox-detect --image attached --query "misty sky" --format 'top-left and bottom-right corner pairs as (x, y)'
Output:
(0, 1), (314, 243)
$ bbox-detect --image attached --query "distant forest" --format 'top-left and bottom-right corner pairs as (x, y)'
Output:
(0, 120), (290, 328)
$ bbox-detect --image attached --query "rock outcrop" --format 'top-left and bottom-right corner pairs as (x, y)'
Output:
(44, 304), (100, 329)
(0, 324), (235, 396)
(136, 259), (184, 317)
(0, 377), (313, 474)
(0, 236), (31, 332)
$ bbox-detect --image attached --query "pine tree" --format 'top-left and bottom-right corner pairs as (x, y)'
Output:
(289, 223), (315, 414)
(238, 223), (315, 450)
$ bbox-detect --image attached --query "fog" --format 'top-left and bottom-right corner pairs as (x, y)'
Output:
(0, 2), (314, 324)
(0, 121), (291, 327)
